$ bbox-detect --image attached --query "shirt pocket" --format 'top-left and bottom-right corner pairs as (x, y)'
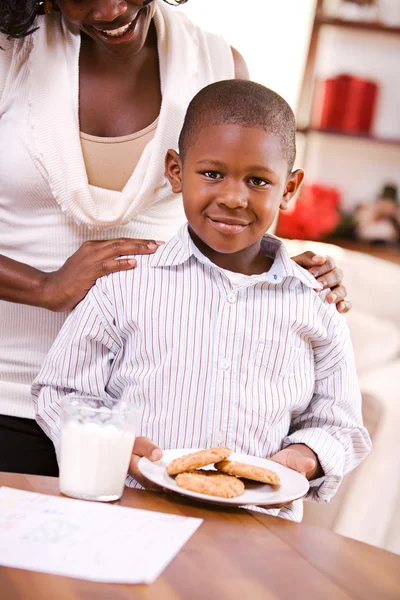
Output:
(255, 339), (304, 379)
(252, 340), (312, 427)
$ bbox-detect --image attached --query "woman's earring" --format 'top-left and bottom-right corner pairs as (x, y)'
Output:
(43, 1), (54, 14)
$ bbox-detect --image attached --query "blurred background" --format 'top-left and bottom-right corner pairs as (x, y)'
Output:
(180, 0), (400, 555)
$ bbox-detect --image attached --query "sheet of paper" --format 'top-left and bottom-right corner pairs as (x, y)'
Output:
(0, 486), (202, 584)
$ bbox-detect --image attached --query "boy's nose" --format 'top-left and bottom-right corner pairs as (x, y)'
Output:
(216, 186), (248, 210)
(91, 1), (128, 22)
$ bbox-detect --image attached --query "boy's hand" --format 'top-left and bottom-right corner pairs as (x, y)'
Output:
(256, 445), (322, 509)
(129, 436), (164, 491)
(291, 252), (351, 314)
(270, 444), (322, 480)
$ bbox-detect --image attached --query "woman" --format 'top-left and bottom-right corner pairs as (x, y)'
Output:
(0, 0), (348, 477)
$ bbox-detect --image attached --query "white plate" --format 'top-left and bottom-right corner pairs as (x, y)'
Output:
(138, 449), (309, 507)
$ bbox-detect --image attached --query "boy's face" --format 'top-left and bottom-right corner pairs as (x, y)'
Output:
(166, 124), (303, 263)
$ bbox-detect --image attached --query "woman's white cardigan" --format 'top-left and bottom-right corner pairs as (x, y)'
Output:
(0, 1), (233, 418)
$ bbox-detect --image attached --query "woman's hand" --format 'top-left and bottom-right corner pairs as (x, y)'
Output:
(129, 436), (164, 491)
(41, 238), (163, 312)
(291, 252), (351, 313)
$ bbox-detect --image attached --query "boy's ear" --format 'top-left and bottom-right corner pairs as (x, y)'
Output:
(165, 149), (183, 194)
(280, 169), (305, 210)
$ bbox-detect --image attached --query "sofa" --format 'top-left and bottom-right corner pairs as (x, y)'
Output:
(283, 238), (400, 555)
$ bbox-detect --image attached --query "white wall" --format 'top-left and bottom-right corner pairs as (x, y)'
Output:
(316, 27), (400, 140)
(178, 0), (316, 109)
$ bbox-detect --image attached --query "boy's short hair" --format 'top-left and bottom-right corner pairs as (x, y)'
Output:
(179, 80), (297, 171)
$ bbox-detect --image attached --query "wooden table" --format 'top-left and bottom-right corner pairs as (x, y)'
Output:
(1, 473), (399, 600)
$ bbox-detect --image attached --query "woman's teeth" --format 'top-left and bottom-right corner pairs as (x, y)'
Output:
(101, 20), (133, 37)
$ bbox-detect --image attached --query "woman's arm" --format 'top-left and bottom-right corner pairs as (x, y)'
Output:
(0, 238), (162, 311)
(231, 46), (250, 80)
(0, 254), (48, 308)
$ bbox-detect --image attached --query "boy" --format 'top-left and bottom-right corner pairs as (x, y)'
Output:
(33, 80), (371, 521)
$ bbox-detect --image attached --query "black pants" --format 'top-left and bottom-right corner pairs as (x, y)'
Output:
(0, 415), (59, 476)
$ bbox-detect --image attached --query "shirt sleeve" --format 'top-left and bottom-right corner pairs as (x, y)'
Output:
(31, 276), (123, 457)
(282, 304), (372, 504)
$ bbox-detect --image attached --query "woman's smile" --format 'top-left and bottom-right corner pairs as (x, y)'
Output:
(56, 0), (156, 55)
(89, 10), (143, 45)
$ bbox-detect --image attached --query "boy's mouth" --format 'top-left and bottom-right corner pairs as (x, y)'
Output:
(207, 217), (249, 234)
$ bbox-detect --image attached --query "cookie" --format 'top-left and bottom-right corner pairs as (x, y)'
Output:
(166, 447), (231, 475)
(215, 460), (280, 485)
(175, 470), (245, 498)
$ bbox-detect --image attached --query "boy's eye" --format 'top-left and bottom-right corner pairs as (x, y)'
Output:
(203, 171), (223, 180)
(249, 177), (268, 187)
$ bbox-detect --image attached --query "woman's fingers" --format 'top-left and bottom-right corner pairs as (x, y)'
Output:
(319, 278), (351, 313)
(94, 238), (164, 259)
(326, 284), (346, 304)
(293, 253), (345, 292)
(292, 253), (351, 313)
(95, 257), (137, 276)
(42, 239), (165, 312)
(291, 251), (325, 269)
(308, 254), (336, 278)
(94, 239), (164, 274)
(307, 259), (352, 313)
(337, 299), (352, 313)
(81, 239), (164, 276)
(315, 267), (343, 290)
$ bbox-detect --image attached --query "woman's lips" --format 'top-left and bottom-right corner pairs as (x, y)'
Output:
(101, 21), (134, 37)
(207, 217), (249, 234)
(93, 12), (142, 44)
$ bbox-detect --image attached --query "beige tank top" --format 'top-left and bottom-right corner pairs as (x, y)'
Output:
(80, 118), (158, 192)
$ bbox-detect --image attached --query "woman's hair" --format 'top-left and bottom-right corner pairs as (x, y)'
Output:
(0, 0), (189, 40)
(0, 1), (40, 39)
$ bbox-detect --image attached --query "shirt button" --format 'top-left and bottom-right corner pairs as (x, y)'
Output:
(227, 292), (236, 304)
(215, 431), (225, 445)
(221, 358), (231, 370)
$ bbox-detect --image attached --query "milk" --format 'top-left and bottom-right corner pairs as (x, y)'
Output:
(59, 421), (136, 501)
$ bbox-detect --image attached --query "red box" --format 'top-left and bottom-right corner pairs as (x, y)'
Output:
(313, 74), (378, 134)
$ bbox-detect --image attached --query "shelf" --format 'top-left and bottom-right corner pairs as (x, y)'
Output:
(297, 127), (400, 147)
(315, 13), (400, 36)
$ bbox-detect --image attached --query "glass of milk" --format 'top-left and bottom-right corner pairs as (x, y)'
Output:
(59, 396), (137, 502)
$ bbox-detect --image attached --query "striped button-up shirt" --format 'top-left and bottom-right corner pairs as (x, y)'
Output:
(33, 225), (371, 521)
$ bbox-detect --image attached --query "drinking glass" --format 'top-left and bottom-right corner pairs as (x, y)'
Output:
(59, 395), (137, 502)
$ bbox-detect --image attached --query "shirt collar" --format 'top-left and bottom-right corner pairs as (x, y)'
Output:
(149, 224), (193, 268)
(150, 224), (321, 290)
(259, 235), (322, 289)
